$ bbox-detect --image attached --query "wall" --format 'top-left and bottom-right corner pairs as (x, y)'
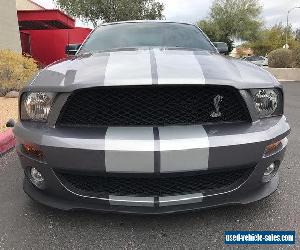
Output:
(0, 0), (21, 52)
(26, 28), (91, 66)
(266, 68), (300, 81)
(16, 0), (44, 10)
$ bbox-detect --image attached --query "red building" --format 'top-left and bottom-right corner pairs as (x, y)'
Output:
(17, 9), (91, 66)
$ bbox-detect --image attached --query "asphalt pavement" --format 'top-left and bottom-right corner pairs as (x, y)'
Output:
(0, 82), (299, 249)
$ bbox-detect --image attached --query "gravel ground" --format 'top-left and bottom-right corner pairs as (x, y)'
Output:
(0, 97), (18, 132)
(0, 82), (298, 249)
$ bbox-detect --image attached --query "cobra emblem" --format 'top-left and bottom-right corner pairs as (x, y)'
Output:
(210, 95), (223, 118)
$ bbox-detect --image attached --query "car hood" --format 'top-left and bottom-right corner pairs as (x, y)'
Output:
(27, 48), (279, 92)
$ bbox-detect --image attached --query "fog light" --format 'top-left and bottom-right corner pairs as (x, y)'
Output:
(264, 163), (275, 176)
(30, 167), (45, 188)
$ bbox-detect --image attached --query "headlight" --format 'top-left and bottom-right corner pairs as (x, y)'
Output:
(21, 92), (55, 121)
(252, 89), (283, 118)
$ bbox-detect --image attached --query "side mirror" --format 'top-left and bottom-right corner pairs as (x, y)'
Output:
(6, 119), (15, 128)
(65, 44), (81, 56)
(213, 42), (228, 54)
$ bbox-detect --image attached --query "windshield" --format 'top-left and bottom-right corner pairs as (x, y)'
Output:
(79, 22), (216, 53)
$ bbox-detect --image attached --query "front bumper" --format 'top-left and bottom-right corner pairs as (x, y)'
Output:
(14, 116), (290, 214)
(23, 172), (280, 214)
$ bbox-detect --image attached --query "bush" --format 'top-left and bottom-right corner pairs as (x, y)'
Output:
(0, 49), (38, 92)
(292, 47), (300, 68)
(268, 48), (293, 68)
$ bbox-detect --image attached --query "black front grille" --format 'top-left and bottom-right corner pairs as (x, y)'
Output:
(56, 168), (253, 197)
(57, 85), (251, 127)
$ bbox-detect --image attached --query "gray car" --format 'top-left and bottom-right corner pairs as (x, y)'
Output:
(12, 21), (290, 214)
(244, 55), (268, 67)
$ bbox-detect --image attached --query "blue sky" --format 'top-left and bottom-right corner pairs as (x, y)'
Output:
(35, 0), (300, 29)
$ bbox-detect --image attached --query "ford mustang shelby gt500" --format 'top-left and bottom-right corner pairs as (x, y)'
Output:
(12, 21), (290, 213)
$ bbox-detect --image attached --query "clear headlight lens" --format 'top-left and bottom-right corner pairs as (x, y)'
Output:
(21, 92), (55, 121)
(253, 89), (282, 118)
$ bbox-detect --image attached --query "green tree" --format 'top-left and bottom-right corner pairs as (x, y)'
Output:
(245, 24), (300, 56)
(197, 0), (262, 51)
(55, 0), (164, 27)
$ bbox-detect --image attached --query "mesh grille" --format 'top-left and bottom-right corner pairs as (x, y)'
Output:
(57, 85), (251, 127)
(56, 168), (253, 197)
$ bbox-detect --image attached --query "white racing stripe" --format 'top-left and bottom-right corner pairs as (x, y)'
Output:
(159, 193), (203, 207)
(105, 127), (155, 173)
(104, 50), (152, 86)
(104, 126), (210, 173)
(109, 195), (154, 207)
(154, 49), (205, 84)
(108, 193), (204, 207)
(158, 126), (209, 173)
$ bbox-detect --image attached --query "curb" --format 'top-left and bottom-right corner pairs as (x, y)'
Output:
(0, 129), (16, 156)
(278, 80), (298, 82)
